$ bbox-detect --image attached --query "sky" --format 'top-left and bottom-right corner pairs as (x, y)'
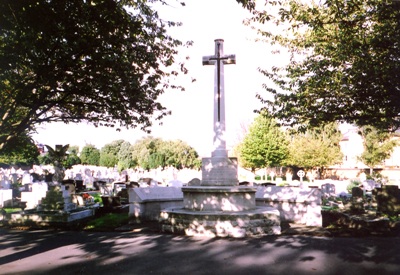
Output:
(32, 0), (278, 157)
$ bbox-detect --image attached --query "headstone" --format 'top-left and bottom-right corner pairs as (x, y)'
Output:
(21, 171), (32, 184)
(0, 189), (12, 207)
(351, 186), (364, 212)
(321, 183), (336, 198)
(188, 178), (201, 186)
(352, 186), (363, 198)
(374, 185), (400, 215)
(0, 172), (10, 190)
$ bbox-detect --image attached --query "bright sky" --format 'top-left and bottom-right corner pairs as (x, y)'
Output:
(32, 0), (278, 157)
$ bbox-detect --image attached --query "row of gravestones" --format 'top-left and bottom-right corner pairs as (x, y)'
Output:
(352, 185), (400, 215)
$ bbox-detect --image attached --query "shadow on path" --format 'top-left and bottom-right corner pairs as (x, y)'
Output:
(1, 227), (400, 275)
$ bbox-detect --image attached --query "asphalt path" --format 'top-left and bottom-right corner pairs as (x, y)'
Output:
(1, 228), (400, 275)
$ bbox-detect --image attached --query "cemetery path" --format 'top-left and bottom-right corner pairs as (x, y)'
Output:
(0, 227), (399, 275)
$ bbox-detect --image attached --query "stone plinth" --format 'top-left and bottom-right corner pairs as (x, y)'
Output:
(182, 186), (256, 211)
(0, 189), (12, 207)
(161, 186), (281, 237)
(201, 157), (238, 186)
(256, 186), (322, 226)
(9, 208), (95, 227)
(160, 207), (281, 238)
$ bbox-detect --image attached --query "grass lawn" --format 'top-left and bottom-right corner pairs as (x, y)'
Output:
(83, 212), (130, 231)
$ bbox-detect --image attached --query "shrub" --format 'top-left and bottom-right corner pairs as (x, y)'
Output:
(347, 179), (361, 193)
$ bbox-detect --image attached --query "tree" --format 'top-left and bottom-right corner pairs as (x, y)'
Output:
(0, 0), (190, 151)
(99, 140), (125, 167)
(0, 133), (39, 166)
(131, 136), (201, 170)
(238, 113), (288, 173)
(358, 126), (398, 174)
(239, 0), (400, 131)
(131, 137), (163, 170)
(117, 141), (136, 171)
(64, 145), (81, 169)
(285, 123), (343, 175)
(80, 144), (100, 166)
(158, 140), (201, 169)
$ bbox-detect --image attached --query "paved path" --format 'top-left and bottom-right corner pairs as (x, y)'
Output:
(1, 228), (400, 275)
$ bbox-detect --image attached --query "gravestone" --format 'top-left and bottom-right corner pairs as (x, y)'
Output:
(20, 182), (48, 209)
(351, 186), (364, 212)
(374, 185), (400, 215)
(321, 183), (336, 198)
(187, 178), (201, 186)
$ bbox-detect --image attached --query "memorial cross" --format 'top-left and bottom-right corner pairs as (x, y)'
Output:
(202, 39), (236, 157)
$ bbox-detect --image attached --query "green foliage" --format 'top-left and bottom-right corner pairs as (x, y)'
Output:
(64, 145), (81, 169)
(41, 186), (64, 210)
(285, 123), (343, 170)
(131, 137), (163, 170)
(91, 193), (102, 204)
(1, 208), (22, 214)
(117, 141), (136, 171)
(80, 144), (100, 166)
(131, 136), (201, 170)
(157, 140), (201, 169)
(238, 113), (288, 172)
(0, 0), (190, 151)
(347, 180), (361, 193)
(0, 133), (39, 166)
(242, 0), (400, 131)
(100, 140), (125, 167)
(83, 213), (129, 231)
(358, 126), (398, 171)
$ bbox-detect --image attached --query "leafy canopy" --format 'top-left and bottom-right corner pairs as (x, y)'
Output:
(239, 0), (400, 131)
(285, 122), (343, 170)
(0, 0), (189, 151)
(131, 136), (201, 170)
(238, 113), (288, 172)
(80, 144), (100, 166)
(358, 126), (398, 170)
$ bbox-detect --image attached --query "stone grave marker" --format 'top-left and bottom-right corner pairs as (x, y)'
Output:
(374, 185), (400, 215)
(351, 186), (364, 212)
(321, 183), (336, 198)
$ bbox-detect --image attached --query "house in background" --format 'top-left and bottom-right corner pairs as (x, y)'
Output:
(330, 126), (400, 181)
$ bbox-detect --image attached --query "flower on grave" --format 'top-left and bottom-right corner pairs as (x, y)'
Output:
(82, 193), (94, 204)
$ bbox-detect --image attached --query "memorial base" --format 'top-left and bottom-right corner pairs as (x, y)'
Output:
(201, 157), (238, 186)
(160, 207), (281, 238)
(160, 186), (281, 237)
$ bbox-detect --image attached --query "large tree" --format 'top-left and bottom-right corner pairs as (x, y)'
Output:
(0, 0), (189, 151)
(358, 126), (398, 174)
(80, 144), (100, 166)
(239, 0), (400, 131)
(117, 141), (136, 171)
(0, 133), (39, 166)
(99, 139), (125, 167)
(285, 123), (343, 174)
(238, 113), (288, 172)
(131, 136), (200, 170)
(157, 139), (201, 169)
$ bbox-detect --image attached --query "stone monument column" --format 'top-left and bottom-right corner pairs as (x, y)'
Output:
(202, 39), (238, 186)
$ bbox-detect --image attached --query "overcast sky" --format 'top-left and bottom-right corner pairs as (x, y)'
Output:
(32, 0), (278, 157)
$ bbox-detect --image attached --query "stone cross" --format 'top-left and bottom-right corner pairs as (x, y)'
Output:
(202, 39), (236, 157)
